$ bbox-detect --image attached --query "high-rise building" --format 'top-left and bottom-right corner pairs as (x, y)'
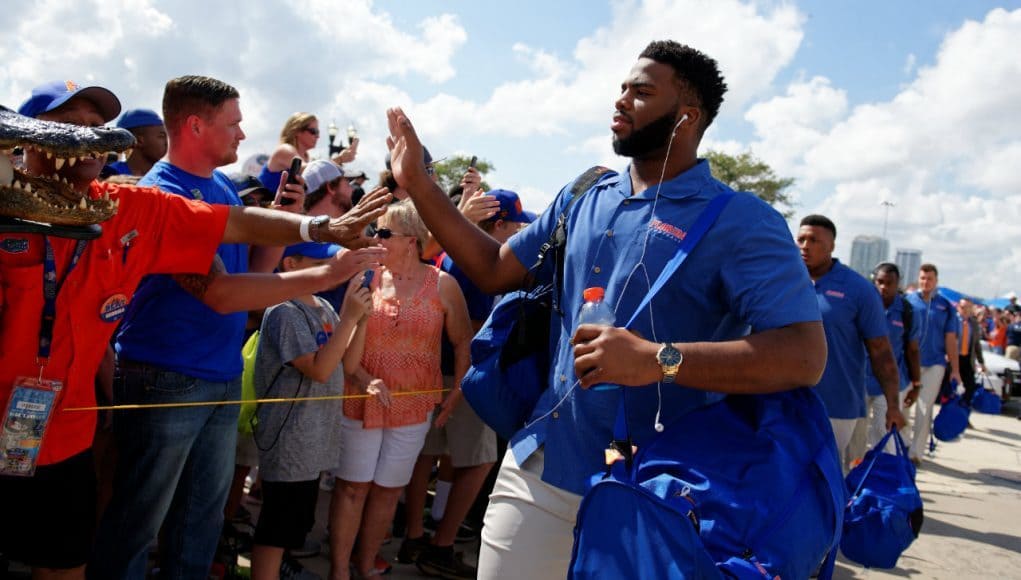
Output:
(849, 235), (889, 278)
(895, 249), (922, 287)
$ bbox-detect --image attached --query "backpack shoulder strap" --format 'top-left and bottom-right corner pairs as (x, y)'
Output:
(532, 166), (612, 272)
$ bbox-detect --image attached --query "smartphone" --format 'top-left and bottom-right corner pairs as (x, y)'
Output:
(280, 157), (302, 206)
(469, 155), (477, 169)
(360, 270), (375, 289)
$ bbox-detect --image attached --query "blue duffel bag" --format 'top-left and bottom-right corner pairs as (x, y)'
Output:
(841, 428), (924, 569)
(970, 377), (1002, 415)
(932, 393), (970, 441)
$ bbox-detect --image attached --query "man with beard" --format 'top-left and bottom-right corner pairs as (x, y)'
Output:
(384, 41), (827, 578)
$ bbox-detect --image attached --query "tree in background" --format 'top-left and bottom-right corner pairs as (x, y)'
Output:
(432, 154), (494, 194)
(706, 150), (796, 218)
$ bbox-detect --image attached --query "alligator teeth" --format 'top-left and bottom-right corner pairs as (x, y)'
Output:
(12, 180), (21, 190)
(114, 198), (120, 209)
(0, 153), (12, 186)
(24, 183), (32, 193)
(102, 191), (110, 201)
(79, 198), (88, 210)
(46, 151), (53, 159)
(124, 148), (133, 159)
(54, 157), (65, 170)
(68, 156), (77, 167)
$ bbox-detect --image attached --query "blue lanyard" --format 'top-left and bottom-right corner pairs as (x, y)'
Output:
(38, 237), (88, 366)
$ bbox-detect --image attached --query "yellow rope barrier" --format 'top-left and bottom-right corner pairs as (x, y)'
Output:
(63, 388), (451, 412)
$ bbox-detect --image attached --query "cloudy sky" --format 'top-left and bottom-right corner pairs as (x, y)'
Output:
(2, 0), (1019, 297)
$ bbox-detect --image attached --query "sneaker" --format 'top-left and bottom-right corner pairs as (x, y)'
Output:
(290, 537), (322, 558)
(415, 544), (477, 580)
(396, 533), (432, 564)
(280, 556), (322, 580)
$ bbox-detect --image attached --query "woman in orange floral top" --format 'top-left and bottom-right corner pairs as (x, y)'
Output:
(329, 200), (473, 580)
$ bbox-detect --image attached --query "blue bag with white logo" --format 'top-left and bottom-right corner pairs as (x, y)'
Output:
(568, 191), (844, 579)
(841, 428), (923, 569)
(932, 393), (969, 441)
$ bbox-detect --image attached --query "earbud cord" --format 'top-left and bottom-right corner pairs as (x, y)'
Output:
(526, 117), (685, 433)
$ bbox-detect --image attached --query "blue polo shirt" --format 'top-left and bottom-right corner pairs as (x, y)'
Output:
(905, 290), (959, 367)
(811, 260), (888, 419)
(116, 161), (248, 381)
(866, 294), (920, 396)
(105, 160), (131, 176)
(506, 160), (821, 495)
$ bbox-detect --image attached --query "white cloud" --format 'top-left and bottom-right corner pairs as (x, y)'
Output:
(755, 7), (1021, 296)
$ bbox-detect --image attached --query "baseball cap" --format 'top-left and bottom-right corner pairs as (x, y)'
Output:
(230, 173), (271, 199)
(116, 108), (163, 129)
(303, 160), (344, 192)
(384, 147), (433, 171)
(346, 169), (368, 180)
(283, 242), (342, 260)
(486, 189), (533, 224)
(18, 80), (121, 122)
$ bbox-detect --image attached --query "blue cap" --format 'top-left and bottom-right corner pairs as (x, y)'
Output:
(18, 80), (121, 122)
(282, 242), (341, 260)
(486, 189), (533, 223)
(117, 108), (163, 129)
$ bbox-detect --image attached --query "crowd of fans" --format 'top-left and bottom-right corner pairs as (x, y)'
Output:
(0, 39), (1014, 580)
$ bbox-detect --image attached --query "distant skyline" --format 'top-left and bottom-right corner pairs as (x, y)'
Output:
(2, 0), (1019, 297)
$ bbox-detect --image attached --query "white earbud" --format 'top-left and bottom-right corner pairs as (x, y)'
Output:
(654, 408), (664, 432)
(673, 113), (689, 131)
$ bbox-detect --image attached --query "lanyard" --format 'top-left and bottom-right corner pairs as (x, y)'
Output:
(38, 237), (88, 369)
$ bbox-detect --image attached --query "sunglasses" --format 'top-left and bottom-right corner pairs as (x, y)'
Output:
(303, 127), (320, 136)
(373, 227), (410, 240)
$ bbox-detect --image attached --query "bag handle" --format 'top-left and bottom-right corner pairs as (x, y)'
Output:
(850, 427), (908, 500)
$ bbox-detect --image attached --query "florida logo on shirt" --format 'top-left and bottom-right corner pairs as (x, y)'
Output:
(649, 219), (687, 242)
(100, 293), (129, 323)
(315, 322), (334, 348)
(825, 290), (845, 299)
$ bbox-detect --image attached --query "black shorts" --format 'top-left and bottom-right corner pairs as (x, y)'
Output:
(253, 479), (320, 549)
(0, 449), (96, 569)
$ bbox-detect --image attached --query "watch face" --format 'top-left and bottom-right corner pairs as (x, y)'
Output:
(659, 345), (681, 366)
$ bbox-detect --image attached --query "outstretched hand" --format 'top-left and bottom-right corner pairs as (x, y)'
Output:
(322, 186), (391, 249)
(385, 108), (432, 194)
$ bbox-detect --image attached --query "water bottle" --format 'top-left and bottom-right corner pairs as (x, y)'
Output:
(577, 287), (615, 328)
(576, 287), (618, 391)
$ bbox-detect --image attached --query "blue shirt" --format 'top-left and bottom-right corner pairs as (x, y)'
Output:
(116, 161), (249, 380)
(105, 160), (131, 176)
(258, 164), (283, 195)
(811, 260), (888, 419)
(865, 294), (920, 396)
(506, 160), (821, 494)
(906, 290), (959, 367)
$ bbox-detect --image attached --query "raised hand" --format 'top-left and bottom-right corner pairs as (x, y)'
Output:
(322, 186), (391, 248)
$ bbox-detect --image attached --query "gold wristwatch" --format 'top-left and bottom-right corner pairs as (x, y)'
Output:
(657, 343), (682, 383)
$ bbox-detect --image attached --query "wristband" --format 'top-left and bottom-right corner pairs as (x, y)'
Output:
(299, 216), (313, 242)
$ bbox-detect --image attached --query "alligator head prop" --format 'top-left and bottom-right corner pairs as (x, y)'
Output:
(0, 105), (134, 227)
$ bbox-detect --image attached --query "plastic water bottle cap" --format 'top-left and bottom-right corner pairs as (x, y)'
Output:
(583, 287), (606, 302)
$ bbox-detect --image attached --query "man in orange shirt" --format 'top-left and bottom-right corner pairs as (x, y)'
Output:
(0, 81), (389, 580)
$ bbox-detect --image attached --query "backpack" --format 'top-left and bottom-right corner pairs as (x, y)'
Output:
(569, 390), (845, 579)
(970, 376), (1002, 415)
(841, 429), (923, 569)
(461, 166), (612, 439)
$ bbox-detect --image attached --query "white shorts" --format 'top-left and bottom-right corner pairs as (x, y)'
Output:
(331, 415), (431, 488)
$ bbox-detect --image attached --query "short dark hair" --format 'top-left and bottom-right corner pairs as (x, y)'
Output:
(639, 41), (728, 131)
(872, 262), (900, 280)
(799, 214), (837, 239)
(920, 263), (939, 277)
(303, 178), (341, 213)
(162, 75), (239, 135)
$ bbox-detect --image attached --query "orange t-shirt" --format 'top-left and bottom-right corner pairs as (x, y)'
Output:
(344, 267), (444, 428)
(0, 182), (229, 466)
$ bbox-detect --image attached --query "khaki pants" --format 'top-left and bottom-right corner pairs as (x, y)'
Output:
(478, 449), (582, 579)
(909, 365), (947, 460)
